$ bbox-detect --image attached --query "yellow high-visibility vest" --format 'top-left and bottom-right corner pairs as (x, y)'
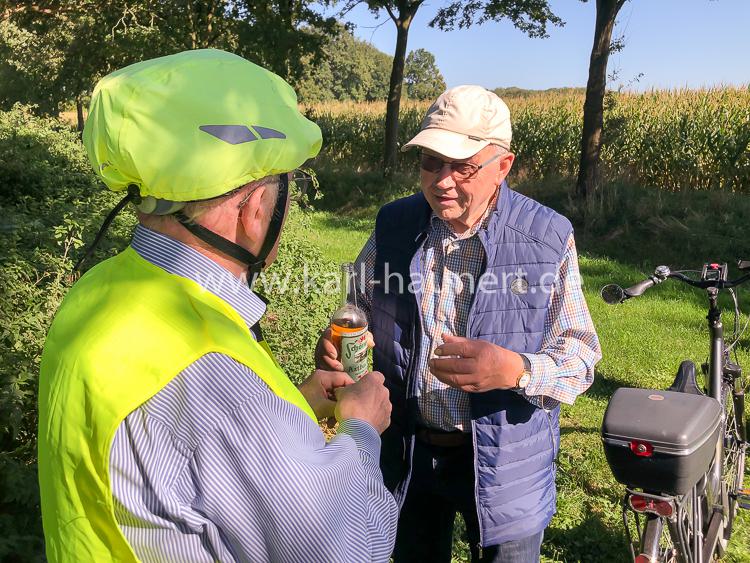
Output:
(38, 246), (315, 562)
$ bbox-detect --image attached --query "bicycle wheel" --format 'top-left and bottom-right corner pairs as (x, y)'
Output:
(719, 380), (746, 546)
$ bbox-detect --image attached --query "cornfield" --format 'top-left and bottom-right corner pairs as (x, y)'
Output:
(306, 87), (750, 192)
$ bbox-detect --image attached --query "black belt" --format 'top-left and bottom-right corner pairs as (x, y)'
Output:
(415, 426), (472, 448)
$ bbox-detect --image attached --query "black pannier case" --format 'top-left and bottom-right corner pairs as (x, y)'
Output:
(601, 388), (721, 495)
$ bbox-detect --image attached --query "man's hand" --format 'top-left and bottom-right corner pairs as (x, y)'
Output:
(314, 326), (375, 371)
(428, 334), (524, 393)
(298, 369), (353, 420)
(334, 371), (392, 434)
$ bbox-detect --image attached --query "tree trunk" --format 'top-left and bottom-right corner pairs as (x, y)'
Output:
(76, 96), (85, 133)
(575, 0), (625, 200)
(383, 4), (418, 176)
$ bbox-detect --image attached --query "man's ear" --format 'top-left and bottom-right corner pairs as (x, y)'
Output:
(238, 185), (267, 243)
(497, 152), (515, 183)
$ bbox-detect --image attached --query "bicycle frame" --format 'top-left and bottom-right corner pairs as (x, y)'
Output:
(707, 288), (724, 495)
(602, 263), (750, 563)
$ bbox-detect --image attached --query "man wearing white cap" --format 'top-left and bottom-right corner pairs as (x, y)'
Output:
(317, 85), (601, 561)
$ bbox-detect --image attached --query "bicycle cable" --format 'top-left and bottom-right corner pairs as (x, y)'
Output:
(726, 286), (750, 358)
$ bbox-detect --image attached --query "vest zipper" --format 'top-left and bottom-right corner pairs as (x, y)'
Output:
(471, 418), (484, 551)
(468, 233), (486, 550)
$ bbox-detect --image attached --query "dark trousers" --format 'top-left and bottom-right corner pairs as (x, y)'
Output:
(393, 436), (544, 563)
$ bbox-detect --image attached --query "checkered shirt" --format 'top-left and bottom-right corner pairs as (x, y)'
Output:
(353, 200), (601, 431)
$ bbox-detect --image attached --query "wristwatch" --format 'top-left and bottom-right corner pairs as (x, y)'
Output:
(513, 355), (532, 391)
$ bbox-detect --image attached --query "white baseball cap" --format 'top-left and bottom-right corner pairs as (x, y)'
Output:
(402, 85), (512, 159)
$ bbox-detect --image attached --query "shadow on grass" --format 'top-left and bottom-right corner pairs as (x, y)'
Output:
(544, 511), (630, 562)
(515, 178), (750, 273)
(584, 372), (631, 402)
(560, 426), (600, 437)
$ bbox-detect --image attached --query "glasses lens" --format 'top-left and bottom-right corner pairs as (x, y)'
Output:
(420, 154), (444, 173)
(452, 163), (478, 179)
(291, 171), (312, 192)
(290, 169), (317, 206)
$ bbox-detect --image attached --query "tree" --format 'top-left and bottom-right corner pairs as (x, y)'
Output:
(1, 1), (175, 130)
(295, 25), (393, 102)
(234, 1), (339, 83)
(348, 0), (562, 175)
(404, 48), (445, 100)
(0, 1), (339, 129)
(575, 0), (627, 200)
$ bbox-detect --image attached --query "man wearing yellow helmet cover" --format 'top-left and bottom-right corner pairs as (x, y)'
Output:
(38, 49), (398, 562)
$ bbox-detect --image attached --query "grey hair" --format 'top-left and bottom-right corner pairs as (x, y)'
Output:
(179, 175), (279, 222)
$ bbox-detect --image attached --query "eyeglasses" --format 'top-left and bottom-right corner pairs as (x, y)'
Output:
(237, 170), (318, 210)
(290, 169), (318, 208)
(420, 152), (502, 180)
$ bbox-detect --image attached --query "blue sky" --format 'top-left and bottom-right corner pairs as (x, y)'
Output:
(334, 0), (749, 91)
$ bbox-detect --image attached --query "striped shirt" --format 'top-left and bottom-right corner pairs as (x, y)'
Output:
(353, 196), (601, 431)
(109, 225), (398, 562)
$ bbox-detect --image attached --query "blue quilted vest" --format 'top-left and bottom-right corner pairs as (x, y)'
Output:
(372, 182), (573, 546)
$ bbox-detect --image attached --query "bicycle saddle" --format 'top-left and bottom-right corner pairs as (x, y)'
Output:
(668, 360), (704, 395)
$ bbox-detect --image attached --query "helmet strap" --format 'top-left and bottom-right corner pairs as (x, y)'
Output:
(175, 173), (289, 290)
(72, 184), (141, 274)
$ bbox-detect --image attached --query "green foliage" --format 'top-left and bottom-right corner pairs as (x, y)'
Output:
(295, 25), (393, 103)
(0, 104), (133, 559)
(492, 86), (587, 98)
(259, 207), (340, 385)
(307, 102), (425, 170)
(0, 1), (166, 118)
(234, 1), (339, 83)
(404, 48), (446, 101)
(429, 0), (562, 37)
(0, 20), (64, 113)
(0, 0), (339, 118)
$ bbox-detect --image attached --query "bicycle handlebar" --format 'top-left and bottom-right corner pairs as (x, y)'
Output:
(601, 261), (750, 305)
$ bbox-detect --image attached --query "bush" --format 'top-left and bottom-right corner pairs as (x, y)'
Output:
(259, 206), (340, 385)
(0, 104), (134, 559)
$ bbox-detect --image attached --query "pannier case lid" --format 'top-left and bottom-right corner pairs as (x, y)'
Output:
(601, 388), (721, 456)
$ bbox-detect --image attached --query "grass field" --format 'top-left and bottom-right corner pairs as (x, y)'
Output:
(304, 182), (750, 562)
(7, 92), (750, 561)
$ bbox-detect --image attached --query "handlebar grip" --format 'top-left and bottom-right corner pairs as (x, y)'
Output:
(623, 278), (656, 297)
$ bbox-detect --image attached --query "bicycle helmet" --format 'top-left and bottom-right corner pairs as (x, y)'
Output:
(78, 49), (322, 286)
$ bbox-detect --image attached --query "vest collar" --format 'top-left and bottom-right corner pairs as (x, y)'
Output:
(131, 224), (267, 332)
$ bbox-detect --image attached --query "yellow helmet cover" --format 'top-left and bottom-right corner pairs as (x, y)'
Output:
(83, 49), (322, 202)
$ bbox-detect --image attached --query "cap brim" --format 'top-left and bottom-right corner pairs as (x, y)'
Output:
(401, 128), (490, 160)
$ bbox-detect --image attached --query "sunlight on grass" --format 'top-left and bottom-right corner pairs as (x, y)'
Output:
(305, 211), (375, 264)
(305, 210), (750, 562)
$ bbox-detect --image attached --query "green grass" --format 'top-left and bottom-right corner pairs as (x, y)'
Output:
(305, 211), (375, 264)
(302, 181), (750, 562)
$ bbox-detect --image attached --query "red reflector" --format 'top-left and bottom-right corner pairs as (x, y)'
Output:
(628, 494), (674, 517)
(629, 495), (649, 511)
(635, 555), (653, 563)
(630, 440), (653, 457)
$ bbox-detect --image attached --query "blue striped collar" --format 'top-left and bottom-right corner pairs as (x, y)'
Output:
(130, 224), (266, 333)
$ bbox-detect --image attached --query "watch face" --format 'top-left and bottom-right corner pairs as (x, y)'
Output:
(518, 373), (531, 389)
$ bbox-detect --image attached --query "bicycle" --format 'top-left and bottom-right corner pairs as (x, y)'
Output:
(600, 261), (750, 563)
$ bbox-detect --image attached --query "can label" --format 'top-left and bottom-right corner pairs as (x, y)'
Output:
(340, 326), (368, 381)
